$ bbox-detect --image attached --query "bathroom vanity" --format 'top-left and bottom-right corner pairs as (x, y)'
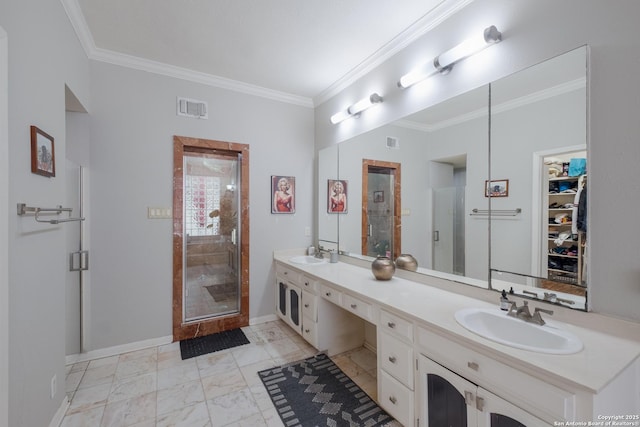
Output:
(274, 250), (640, 426)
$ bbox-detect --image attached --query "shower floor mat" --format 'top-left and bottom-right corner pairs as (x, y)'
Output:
(179, 328), (250, 360)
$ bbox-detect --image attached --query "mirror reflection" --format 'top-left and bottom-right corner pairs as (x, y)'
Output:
(490, 46), (587, 309)
(321, 46), (588, 310)
(334, 85), (490, 286)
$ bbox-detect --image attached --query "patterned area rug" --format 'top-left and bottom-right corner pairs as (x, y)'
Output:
(258, 353), (398, 427)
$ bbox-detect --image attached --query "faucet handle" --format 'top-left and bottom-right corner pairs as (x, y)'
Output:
(534, 307), (554, 316)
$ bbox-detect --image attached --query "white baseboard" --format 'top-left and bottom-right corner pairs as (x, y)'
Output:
(48, 395), (69, 427)
(66, 335), (173, 365)
(250, 313), (278, 325)
(65, 315), (278, 366)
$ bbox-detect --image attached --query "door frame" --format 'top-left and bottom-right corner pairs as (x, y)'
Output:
(361, 159), (401, 260)
(0, 25), (9, 427)
(172, 136), (250, 341)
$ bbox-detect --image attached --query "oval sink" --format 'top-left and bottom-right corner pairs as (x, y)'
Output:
(455, 308), (582, 354)
(289, 255), (327, 265)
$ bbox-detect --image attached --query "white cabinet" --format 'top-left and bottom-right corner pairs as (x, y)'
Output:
(275, 262), (364, 356)
(417, 355), (548, 427)
(416, 325), (574, 424)
(378, 309), (414, 426)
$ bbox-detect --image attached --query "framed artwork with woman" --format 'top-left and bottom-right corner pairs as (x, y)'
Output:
(328, 179), (347, 213)
(271, 175), (295, 213)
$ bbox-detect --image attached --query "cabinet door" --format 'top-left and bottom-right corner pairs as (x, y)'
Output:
(287, 283), (302, 332)
(476, 387), (546, 427)
(418, 355), (478, 427)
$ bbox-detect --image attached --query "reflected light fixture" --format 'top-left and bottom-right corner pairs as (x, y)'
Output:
(398, 25), (502, 89)
(330, 93), (383, 124)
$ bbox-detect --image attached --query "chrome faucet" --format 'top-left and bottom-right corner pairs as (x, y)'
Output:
(315, 245), (329, 259)
(507, 300), (553, 326)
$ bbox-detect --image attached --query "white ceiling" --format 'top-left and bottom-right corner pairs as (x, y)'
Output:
(68, 0), (474, 106)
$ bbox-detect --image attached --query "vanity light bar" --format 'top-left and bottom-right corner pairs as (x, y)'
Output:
(330, 93), (383, 124)
(398, 25), (502, 89)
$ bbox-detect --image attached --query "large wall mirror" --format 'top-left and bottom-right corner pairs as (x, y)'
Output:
(319, 45), (588, 311)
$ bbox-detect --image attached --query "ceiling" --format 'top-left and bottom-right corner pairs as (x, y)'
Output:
(66, 0), (474, 106)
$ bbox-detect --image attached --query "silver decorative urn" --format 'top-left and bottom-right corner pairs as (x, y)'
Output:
(395, 254), (418, 271)
(371, 256), (395, 280)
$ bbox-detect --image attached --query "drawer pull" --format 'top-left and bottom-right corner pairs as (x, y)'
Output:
(387, 321), (396, 329)
(467, 361), (479, 371)
(350, 303), (357, 309)
(326, 292), (331, 297)
(388, 356), (397, 364)
(305, 329), (310, 333)
(304, 303), (309, 308)
(388, 396), (397, 405)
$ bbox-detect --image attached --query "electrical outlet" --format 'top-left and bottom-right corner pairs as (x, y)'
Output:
(50, 374), (56, 399)
(304, 226), (311, 236)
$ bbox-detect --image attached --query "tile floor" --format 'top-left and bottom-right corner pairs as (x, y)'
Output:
(61, 320), (379, 427)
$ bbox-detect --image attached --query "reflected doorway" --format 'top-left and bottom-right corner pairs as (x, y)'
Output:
(361, 159), (401, 259)
(173, 136), (249, 341)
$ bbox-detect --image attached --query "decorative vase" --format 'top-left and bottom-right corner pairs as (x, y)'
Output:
(371, 256), (395, 280)
(395, 254), (418, 271)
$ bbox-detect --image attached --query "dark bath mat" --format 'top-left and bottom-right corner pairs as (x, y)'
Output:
(259, 353), (398, 427)
(179, 328), (250, 360)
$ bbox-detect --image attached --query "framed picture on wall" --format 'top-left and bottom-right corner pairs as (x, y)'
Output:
(373, 190), (384, 203)
(485, 179), (509, 197)
(328, 179), (347, 213)
(30, 126), (55, 177)
(272, 175), (295, 213)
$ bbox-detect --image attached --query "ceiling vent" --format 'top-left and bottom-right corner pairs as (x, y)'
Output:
(177, 97), (208, 119)
(386, 136), (399, 149)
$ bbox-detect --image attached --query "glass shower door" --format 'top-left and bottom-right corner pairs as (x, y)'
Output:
(183, 152), (240, 322)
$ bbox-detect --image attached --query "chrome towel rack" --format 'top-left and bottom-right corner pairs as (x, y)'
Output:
(17, 203), (85, 224)
(470, 208), (522, 217)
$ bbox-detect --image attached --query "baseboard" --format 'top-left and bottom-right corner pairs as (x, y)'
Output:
(48, 395), (69, 427)
(250, 313), (278, 325)
(363, 340), (377, 355)
(66, 335), (173, 365)
(65, 315), (277, 366)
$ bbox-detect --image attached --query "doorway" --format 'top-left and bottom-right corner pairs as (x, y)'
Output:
(173, 136), (250, 341)
(361, 159), (401, 259)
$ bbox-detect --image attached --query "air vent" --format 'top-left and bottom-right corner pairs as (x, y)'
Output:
(386, 136), (399, 149)
(177, 97), (208, 119)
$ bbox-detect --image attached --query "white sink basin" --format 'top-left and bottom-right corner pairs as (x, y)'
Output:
(289, 255), (327, 265)
(455, 308), (583, 354)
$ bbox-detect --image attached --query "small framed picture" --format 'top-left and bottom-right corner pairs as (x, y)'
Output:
(485, 179), (509, 197)
(31, 126), (55, 177)
(328, 179), (347, 213)
(373, 190), (384, 203)
(272, 175), (295, 213)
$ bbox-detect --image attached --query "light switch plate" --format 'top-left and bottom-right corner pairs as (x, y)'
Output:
(147, 207), (172, 219)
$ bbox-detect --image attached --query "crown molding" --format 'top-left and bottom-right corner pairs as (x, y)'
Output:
(396, 77), (586, 132)
(60, 0), (313, 108)
(312, 0), (476, 106)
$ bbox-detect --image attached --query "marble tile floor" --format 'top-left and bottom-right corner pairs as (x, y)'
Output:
(62, 320), (379, 427)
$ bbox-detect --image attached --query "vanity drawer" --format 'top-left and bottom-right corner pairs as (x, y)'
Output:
(302, 291), (317, 322)
(319, 283), (341, 305)
(301, 319), (318, 348)
(379, 369), (414, 427)
(300, 275), (318, 292)
(275, 263), (300, 284)
(379, 331), (414, 389)
(379, 309), (413, 343)
(342, 293), (373, 322)
(416, 325), (575, 423)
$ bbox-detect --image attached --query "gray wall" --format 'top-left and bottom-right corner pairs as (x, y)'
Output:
(1, 0), (91, 425)
(88, 61), (314, 350)
(315, 0), (640, 323)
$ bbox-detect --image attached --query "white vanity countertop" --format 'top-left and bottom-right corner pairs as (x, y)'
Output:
(274, 252), (640, 394)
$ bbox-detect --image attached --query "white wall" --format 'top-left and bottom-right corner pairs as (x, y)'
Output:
(88, 61), (314, 349)
(0, 0), (91, 425)
(315, 0), (640, 323)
